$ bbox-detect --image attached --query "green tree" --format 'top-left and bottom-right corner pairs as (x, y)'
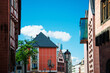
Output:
(16, 40), (38, 73)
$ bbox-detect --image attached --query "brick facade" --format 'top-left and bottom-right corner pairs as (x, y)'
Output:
(39, 47), (57, 72)
(0, 0), (21, 73)
(0, 0), (10, 73)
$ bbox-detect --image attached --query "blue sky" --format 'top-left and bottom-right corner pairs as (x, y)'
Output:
(19, 0), (89, 65)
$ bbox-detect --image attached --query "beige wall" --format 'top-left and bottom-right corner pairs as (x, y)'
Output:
(95, 0), (110, 73)
(80, 65), (84, 73)
(95, 0), (110, 35)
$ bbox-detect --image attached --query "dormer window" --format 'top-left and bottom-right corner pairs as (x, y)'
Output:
(101, 0), (110, 23)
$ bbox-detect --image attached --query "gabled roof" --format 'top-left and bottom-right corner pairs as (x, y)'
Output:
(58, 49), (63, 57)
(32, 32), (58, 48)
(57, 49), (65, 62)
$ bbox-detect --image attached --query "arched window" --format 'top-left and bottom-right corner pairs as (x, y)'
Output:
(101, 0), (110, 23)
(106, 59), (110, 73)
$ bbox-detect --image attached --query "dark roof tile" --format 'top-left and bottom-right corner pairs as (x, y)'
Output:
(32, 32), (58, 48)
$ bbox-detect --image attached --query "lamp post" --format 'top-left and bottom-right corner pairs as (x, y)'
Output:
(64, 50), (71, 73)
(66, 53), (69, 73)
(48, 59), (54, 73)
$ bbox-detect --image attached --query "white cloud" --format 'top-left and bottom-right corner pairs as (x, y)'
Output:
(21, 25), (71, 42)
(71, 56), (81, 65)
(62, 49), (67, 53)
(71, 56), (78, 60)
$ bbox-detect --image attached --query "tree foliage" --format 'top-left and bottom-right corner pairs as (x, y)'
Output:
(16, 40), (38, 64)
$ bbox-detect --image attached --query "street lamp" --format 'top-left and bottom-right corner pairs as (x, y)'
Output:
(48, 59), (54, 73)
(64, 49), (71, 73)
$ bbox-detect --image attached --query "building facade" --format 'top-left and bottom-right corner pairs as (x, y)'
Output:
(95, 0), (110, 73)
(79, 59), (84, 73)
(80, 0), (110, 72)
(80, 0), (100, 73)
(57, 49), (65, 73)
(72, 65), (75, 73)
(64, 50), (72, 73)
(0, 0), (21, 73)
(72, 64), (80, 73)
(27, 32), (58, 73)
(16, 61), (24, 73)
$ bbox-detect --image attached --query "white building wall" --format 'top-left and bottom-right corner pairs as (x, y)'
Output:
(84, 44), (88, 73)
(88, 0), (95, 72)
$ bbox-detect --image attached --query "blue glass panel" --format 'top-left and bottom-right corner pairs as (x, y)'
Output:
(80, 18), (88, 42)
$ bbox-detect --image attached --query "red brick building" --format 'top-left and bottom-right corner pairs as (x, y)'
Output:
(0, 0), (21, 73)
(27, 32), (58, 73)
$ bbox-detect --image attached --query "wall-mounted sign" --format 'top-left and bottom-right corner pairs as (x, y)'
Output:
(80, 18), (88, 43)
